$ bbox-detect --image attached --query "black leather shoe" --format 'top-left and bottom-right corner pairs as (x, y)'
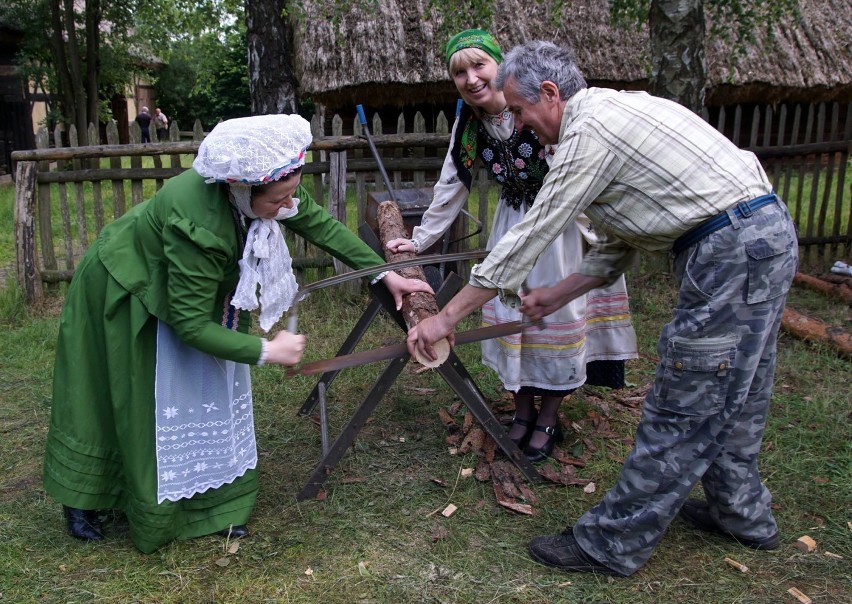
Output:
(508, 413), (537, 448)
(679, 499), (779, 550)
(528, 527), (621, 575)
(215, 524), (249, 539)
(63, 505), (104, 541)
(523, 423), (563, 462)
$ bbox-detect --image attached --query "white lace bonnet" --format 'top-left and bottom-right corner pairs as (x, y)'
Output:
(192, 114), (311, 185)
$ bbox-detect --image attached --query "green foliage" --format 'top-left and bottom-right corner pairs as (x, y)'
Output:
(133, 0), (245, 59)
(154, 25), (251, 130)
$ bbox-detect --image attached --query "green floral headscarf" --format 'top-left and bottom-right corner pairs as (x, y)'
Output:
(446, 29), (504, 190)
(444, 29), (503, 66)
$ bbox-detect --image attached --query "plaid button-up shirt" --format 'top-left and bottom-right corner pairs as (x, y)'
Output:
(469, 87), (773, 303)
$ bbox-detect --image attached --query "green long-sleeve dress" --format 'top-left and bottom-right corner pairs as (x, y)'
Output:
(43, 169), (384, 553)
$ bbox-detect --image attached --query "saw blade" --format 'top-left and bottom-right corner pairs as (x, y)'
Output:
(286, 320), (525, 377)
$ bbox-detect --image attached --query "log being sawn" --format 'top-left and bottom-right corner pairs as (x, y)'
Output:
(377, 199), (451, 367)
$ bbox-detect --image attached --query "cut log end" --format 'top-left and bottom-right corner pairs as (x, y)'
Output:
(414, 338), (451, 368)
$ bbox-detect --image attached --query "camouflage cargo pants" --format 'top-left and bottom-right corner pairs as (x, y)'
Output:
(573, 200), (798, 576)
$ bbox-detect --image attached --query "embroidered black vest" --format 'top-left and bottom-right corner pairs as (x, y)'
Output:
(449, 103), (550, 211)
(476, 123), (549, 211)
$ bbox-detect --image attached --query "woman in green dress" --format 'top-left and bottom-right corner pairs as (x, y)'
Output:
(43, 114), (431, 553)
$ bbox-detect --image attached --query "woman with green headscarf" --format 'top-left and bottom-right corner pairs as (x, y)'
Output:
(387, 29), (637, 462)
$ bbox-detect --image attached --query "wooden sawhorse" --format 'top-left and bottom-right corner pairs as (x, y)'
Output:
(294, 225), (540, 500)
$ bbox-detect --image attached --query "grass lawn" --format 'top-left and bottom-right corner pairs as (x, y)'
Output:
(0, 157), (849, 602)
(0, 255), (849, 603)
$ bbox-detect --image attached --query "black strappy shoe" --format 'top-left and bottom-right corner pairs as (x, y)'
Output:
(508, 412), (538, 448)
(523, 422), (564, 462)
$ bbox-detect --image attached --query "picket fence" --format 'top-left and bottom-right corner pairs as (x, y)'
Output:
(11, 102), (852, 303)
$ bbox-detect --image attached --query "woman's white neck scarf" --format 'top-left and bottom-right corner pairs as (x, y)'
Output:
(228, 184), (299, 332)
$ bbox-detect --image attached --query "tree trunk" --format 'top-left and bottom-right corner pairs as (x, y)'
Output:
(245, 0), (299, 115)
(50, 0), (77, 130)
(84, 0), (102, 143)
(648, 0), (706, 114)
(62, 0), (89, 140)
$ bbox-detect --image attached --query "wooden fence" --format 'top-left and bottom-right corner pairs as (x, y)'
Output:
(11, 102), (852, 303)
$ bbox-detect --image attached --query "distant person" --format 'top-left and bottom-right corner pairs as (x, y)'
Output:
(154, 107), (169, 142)
(136, 106), (152, 143)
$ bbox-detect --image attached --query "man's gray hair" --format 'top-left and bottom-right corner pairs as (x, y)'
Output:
(495, 41), (587, 102)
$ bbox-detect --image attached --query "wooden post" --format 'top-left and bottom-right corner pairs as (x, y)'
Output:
(353, 115), (366, 229)
(377, 200), (450, 367)
(14, 161), (43, 302)
(88, 122), (105, 234)
(35, 127), (57, 273)
(53, 124), (75, 270)
(106, 121), (126, 219)
(329, 148), (356, 293)
(413, 111), (426, 189)
(68, 125), (90, 254)
(192, 119), (205, 141)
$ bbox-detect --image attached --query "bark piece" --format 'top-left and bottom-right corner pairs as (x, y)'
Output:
(458, 426), (485, 454)
(474, 460), (492, 482)
(490, 461), (525, 500)
(437, 408), (456, 427)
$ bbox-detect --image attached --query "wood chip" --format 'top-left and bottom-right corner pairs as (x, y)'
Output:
(583, 482), (596, 494)
(441, 504), (457, 517)
(724, 557), (748, 572)
(460, 468), (474, 478)
(786, 587), (812, 604)
(795, 535), (817, 553)
(824, 551), (843, 559)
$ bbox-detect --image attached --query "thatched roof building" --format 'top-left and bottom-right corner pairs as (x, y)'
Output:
(292, 0), (852, 111)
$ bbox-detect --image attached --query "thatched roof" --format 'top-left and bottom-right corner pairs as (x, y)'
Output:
(292, 0), (852, 108)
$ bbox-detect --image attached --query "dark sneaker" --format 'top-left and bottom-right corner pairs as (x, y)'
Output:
(528, 528), (621, 575)
(679, 499), (779, 550)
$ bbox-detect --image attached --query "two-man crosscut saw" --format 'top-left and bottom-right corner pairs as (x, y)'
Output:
(287, 319), (530, 376)
(282, 249), (538, 377)
(285, 250), (489, 333)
